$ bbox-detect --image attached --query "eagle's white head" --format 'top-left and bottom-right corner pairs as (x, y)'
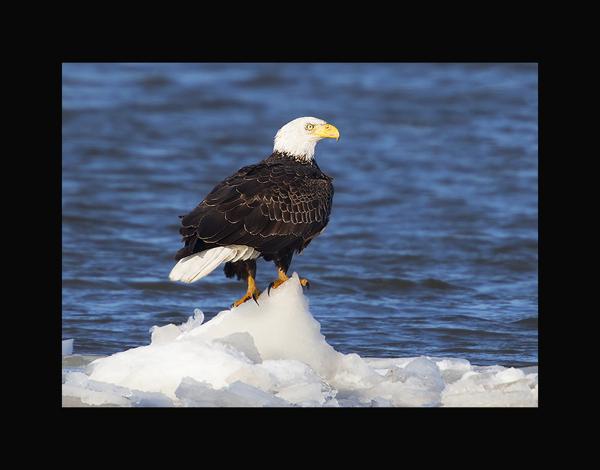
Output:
(273, 116), (340, 161)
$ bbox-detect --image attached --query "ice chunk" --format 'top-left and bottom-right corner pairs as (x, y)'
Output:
(495, 367), (525, 383)
(87, 339), (255, 398)
(405, 356), (445, 392)
(275, 382), (325, 406)
(175, 377), (289, 407)
(149, 309), (206, 345)
(180, 309), (205, 332)
(183, 274), (344, 379)
(62, 339), (74, 356)
(432, 357), (472, 384)
(62, 371), (173, 407)
(149, 324), (181, 345)
(62, 354), (104, 369)
(63, 372), (131, 406)
(441, 365), (538, 407)
(214, 332), (262, 364)
(520, 366), (538, 375)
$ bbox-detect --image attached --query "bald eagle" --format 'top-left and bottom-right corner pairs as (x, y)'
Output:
(169, 116), (340, 307)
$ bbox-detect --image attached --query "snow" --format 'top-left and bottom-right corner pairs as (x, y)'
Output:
(62, 273), (538, 407)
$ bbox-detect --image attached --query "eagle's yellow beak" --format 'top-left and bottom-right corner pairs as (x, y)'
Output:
(313, 123), (340, 141)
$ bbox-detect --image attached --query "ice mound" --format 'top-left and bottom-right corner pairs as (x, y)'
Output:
(62, 339), (74, 356)
(62, 274), (538, 407)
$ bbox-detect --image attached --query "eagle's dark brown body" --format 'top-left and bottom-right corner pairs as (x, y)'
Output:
(175, 151), (334, 279)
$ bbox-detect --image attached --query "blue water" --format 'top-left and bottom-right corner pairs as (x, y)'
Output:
(62, 63), (538, 367)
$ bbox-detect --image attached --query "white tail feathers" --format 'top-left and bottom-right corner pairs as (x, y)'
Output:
(169, 245), (260, 283)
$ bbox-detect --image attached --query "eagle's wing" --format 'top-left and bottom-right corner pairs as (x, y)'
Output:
(175, 162), (333, 260)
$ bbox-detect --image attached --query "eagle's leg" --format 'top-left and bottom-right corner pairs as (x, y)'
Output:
(228, 260), (261, 308)
(268, 267), (290, 292)
(233, 274), (261, 308)
(268, 251), (310, 294)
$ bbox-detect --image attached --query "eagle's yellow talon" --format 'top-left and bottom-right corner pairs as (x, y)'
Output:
(233, 294), (250, 308)
(270, 278), (286, 289)
(232, 276), (261, 308)
(268, 268), (290, 295)
(268, 271), (310, 293)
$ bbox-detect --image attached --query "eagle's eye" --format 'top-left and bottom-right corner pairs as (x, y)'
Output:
(305, 123), (315, 131)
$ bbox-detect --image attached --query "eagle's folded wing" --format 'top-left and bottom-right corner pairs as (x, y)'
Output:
(175, 162), (333, 260)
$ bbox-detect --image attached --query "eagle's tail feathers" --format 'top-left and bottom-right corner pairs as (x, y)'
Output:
(169, 246), (238, 283)
(169, 245), (261, 283)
